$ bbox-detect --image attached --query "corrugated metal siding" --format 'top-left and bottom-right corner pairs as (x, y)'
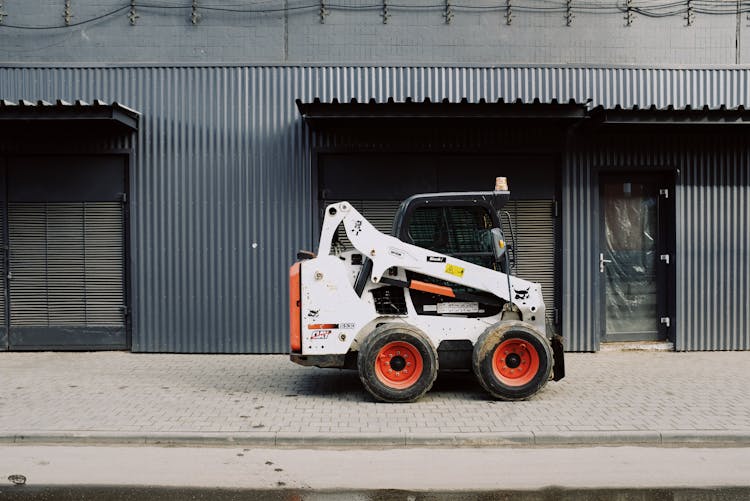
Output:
(564, 133), (750, 351)
(677, 135), (749, 351)
(562, 148), (598, 351)
(1, 65), (749, 352)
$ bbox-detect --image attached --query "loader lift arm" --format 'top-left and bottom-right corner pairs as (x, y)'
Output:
(317, 200), (546, 334)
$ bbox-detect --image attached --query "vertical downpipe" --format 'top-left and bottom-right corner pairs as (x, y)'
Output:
(736, 0), (741, 65)
(284, 0), (289, 62)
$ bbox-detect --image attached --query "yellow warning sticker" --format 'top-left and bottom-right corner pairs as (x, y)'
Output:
(444, 263), (465, 278)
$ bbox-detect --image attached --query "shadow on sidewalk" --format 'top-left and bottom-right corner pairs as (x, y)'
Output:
(282, 369), (487, 402)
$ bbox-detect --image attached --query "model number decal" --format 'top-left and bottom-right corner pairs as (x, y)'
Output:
(307, 323), (355, 330)
(427, 256), (446, 263)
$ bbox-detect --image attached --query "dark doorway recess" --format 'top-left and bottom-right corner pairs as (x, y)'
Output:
(0, 155), (128, 351)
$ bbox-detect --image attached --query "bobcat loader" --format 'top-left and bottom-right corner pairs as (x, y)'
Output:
(289, 180), (564, 403)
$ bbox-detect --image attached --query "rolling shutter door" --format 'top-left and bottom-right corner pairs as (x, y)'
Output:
(0, 205), (6, 334)
(8, 202), (125, 328)
(501, 200), (557, 329)
(5, 155), (127, 349)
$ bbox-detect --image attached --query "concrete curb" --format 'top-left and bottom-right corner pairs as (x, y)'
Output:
(532, 431), (662, 446)
(3, 430), (750, 448)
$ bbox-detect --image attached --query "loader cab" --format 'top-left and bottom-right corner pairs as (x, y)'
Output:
(392, 191), (511, 272)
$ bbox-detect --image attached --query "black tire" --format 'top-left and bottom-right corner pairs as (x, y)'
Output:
(472, 320), (553, 401)
(357, 324), (438, 403)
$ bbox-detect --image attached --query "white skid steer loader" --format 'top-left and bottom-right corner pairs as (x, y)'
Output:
(289, 182), (565, 403)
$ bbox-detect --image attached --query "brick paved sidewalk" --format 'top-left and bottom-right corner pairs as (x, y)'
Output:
(1, 351), (749, 447)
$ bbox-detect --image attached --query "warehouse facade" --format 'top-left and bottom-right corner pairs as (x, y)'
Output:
(0, 3), (748, 352)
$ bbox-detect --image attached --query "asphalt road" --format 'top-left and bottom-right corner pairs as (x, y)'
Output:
(2, 486), (749, 501)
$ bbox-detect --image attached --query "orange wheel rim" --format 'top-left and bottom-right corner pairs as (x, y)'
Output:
(374, 341), (424, 389)
(492, 338), (540, 387)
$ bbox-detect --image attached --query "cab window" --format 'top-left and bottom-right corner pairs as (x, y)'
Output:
(407, 205), (496, 269)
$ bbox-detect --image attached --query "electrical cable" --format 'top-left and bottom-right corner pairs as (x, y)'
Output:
(142, 2), (321, 13)
(0, 5), (130, 29)
(2, 0), (749, 30)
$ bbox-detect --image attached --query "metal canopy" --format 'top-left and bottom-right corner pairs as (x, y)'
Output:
(297, 98), (750, 129)
(0, 99), (140, 132)
(296, 97), (588, 128)
(591, 104), (750, 126)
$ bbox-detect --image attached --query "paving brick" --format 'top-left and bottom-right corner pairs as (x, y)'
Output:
(1, 352), (750, 446)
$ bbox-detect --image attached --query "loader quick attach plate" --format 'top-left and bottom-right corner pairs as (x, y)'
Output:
(552, 335), (565, 381)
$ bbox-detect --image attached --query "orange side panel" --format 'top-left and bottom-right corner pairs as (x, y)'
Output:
(289, 262), (302, 353)
(410, 280), (456, 298)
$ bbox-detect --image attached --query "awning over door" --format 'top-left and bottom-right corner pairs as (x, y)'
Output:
(298, 98), (750, 129)
(296, 97), (588, 128)
(590, 104), (750, 127)
(0, 100), (139, 133)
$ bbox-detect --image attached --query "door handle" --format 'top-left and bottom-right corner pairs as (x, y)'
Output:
(599, 253), (612, 273)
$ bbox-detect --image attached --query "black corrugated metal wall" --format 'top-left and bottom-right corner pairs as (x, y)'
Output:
(563, 130), (749, 351)
(2, 66), (749, 352)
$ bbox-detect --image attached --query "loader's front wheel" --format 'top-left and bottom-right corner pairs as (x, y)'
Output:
(358, 324), (438, 403)
(473, 321), (552, 401)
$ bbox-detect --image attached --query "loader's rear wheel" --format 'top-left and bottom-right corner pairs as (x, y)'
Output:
(358, 324), (437, 403)
(473, 321), (552, 401)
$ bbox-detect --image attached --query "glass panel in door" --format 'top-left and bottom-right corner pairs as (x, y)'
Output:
(600, 178), (662, 341)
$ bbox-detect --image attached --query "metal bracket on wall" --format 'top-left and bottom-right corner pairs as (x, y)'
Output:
(128, 0), (139, 25)
(505, 0), (512, 25)
(191, 0), (201, 24)
(319, 1), (328, 24)
(688, 1), (696, 25)
(565, 0), (574, 26)
(63, 0), (72, 26)
(381, 0), (390, 24)
(0, 2), (6, 25)
(625, 0), (634, 26)
(444, 0), (453, 24)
